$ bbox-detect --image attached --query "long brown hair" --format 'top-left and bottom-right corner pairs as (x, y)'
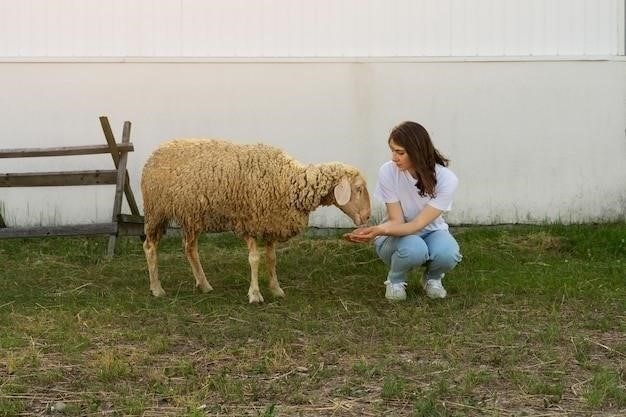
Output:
(389, 121), (449, 198)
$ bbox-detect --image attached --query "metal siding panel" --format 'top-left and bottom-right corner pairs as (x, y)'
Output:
(529, 0), (546, 55)
(86, 1), (103, 57)
(557, 0), (581, 55)
(583, 0), (617, 55)
(153, 0), (181, 57)
(230, 0), (256, 57)
(233, 0), (250, 56)
(503, 0), (521, 56)
(46, 0), (68, 56)
(205, 0), (224, 57)
(463, 0), (480, 56)
(181, 0), (202, 56)
(419, 0), (441, 56)
(291, 0), (316, 56)
(415, 0), (431, 56)
(293, 0), (314, 56)
(373, 0), (396, 56)
(517, 0), (533, 55)
(543, 0), (559, 55)
(344, 0), (367, 56)
(223, 0), (241, 57)
(0, 0), (622, 58)
(123, 1), (142, 56)
(0, 1), (5, 54)
(260, 0), (275, 56)
(599, 0), (616, 55)
(0, 0), (19, 55)
(476, 0), (502, 56)
(99, 0), (114, 57)
(435, 0), (452, 56)
(110, 0), (128, 57)
(334, 0), (350, 57)
(317, 0), (338, 57)
(570, 0), (586, 55)
(605, 0), (620, 55)
(17, 0), (31, 56)
(204, 0), (225, 57)
(138, 0), (155, 57)
(359, 0), (375, 57)
(394, 0), (411, 56)
(285, 0), (300, 56)
(73, 0), (90, 56)
(246, 1), (265, 57)
(29, 0), (47, 56)
(269, 0), (290, 57)
(449, 0), (465, 56)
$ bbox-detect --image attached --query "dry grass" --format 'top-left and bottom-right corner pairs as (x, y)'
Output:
(0, 224), (624, 416)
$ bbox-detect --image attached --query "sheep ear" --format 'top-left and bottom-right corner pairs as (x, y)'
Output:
(334, 177), (351, 206)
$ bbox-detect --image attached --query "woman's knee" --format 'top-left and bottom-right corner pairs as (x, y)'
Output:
(431, 249), (462, 270)
(374, 237), (393, 265)
(396, 237), (429, 266)
(376, 235), (430, 267)
(424, 231), (462, 269)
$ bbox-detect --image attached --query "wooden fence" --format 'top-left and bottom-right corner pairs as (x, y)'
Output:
(0, 116), (144, 256)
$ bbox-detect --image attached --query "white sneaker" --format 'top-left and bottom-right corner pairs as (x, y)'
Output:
(421, 274), (447, 299)
(384, 280), (407, 301)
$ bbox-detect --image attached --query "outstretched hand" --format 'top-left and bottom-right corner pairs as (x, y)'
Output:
(342, 226), (380, 243)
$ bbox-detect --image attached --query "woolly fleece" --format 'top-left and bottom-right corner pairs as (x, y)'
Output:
(141, 139), (367, 242)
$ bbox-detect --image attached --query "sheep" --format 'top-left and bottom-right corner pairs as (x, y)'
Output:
(141, 138), (371, 303)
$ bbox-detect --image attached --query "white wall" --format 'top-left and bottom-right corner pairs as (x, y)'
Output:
(1, 60), (624, 227)
(1, 1), (624, 227)
(0, 0), (623, 58)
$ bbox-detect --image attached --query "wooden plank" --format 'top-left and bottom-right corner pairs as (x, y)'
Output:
(0, 223), (117, 238)
(117, 221), (146, 237)
(0, 143), (134, 158)
(101, 117), (141, 217)
(99, 116), (120, 166)
(118, 213), (144, 224)
(120, 121), (141, 216)
(107, 126), (131, 256)
(0, 116), (145, 256)
(0, 220), (144, 239)
(0, 170), (118, 187)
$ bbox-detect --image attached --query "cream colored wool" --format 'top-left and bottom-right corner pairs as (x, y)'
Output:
(141, 139), (371, 303)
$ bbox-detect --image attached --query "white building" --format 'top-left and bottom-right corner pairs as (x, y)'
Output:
(0, 0), (625, 227)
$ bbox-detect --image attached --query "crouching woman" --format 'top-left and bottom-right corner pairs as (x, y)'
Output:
(346, 121), (462, 301)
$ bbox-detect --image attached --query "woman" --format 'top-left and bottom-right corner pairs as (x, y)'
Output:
(345, 121), (462, 300)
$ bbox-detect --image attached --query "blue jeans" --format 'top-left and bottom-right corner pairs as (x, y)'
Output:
(374, 230), (462, 284)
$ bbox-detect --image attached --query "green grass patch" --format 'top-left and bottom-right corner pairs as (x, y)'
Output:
(0, 223), (624, 415)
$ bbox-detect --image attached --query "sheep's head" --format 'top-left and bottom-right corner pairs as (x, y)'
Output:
(333, 175), (371, 226)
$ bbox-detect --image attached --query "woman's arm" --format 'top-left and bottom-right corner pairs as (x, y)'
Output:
(345, 202), (443, 242)
(377, 203), (442, 236)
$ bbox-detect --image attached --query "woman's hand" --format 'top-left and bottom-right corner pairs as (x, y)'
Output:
(342, 226), (382, 243)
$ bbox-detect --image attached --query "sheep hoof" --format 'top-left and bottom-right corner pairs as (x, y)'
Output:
(248, 290), (264, 304)
(270, 286), (285, 298)
(196, 282), (213, 293)
(151, 286), (166, 297)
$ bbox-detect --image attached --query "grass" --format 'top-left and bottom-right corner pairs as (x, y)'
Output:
(0, 223), (624, 416)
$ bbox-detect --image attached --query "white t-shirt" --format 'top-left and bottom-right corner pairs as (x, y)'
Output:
(374, 161), (458, 233)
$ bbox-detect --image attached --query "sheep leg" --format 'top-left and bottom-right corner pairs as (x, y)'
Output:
(183, 230), (213, 293)
(245, 236), (264, 303)
(144, 236), (166, 297)
(265, 241), (284, 297)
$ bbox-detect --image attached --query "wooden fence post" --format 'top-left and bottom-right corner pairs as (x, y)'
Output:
(0, 116), (144, 256)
